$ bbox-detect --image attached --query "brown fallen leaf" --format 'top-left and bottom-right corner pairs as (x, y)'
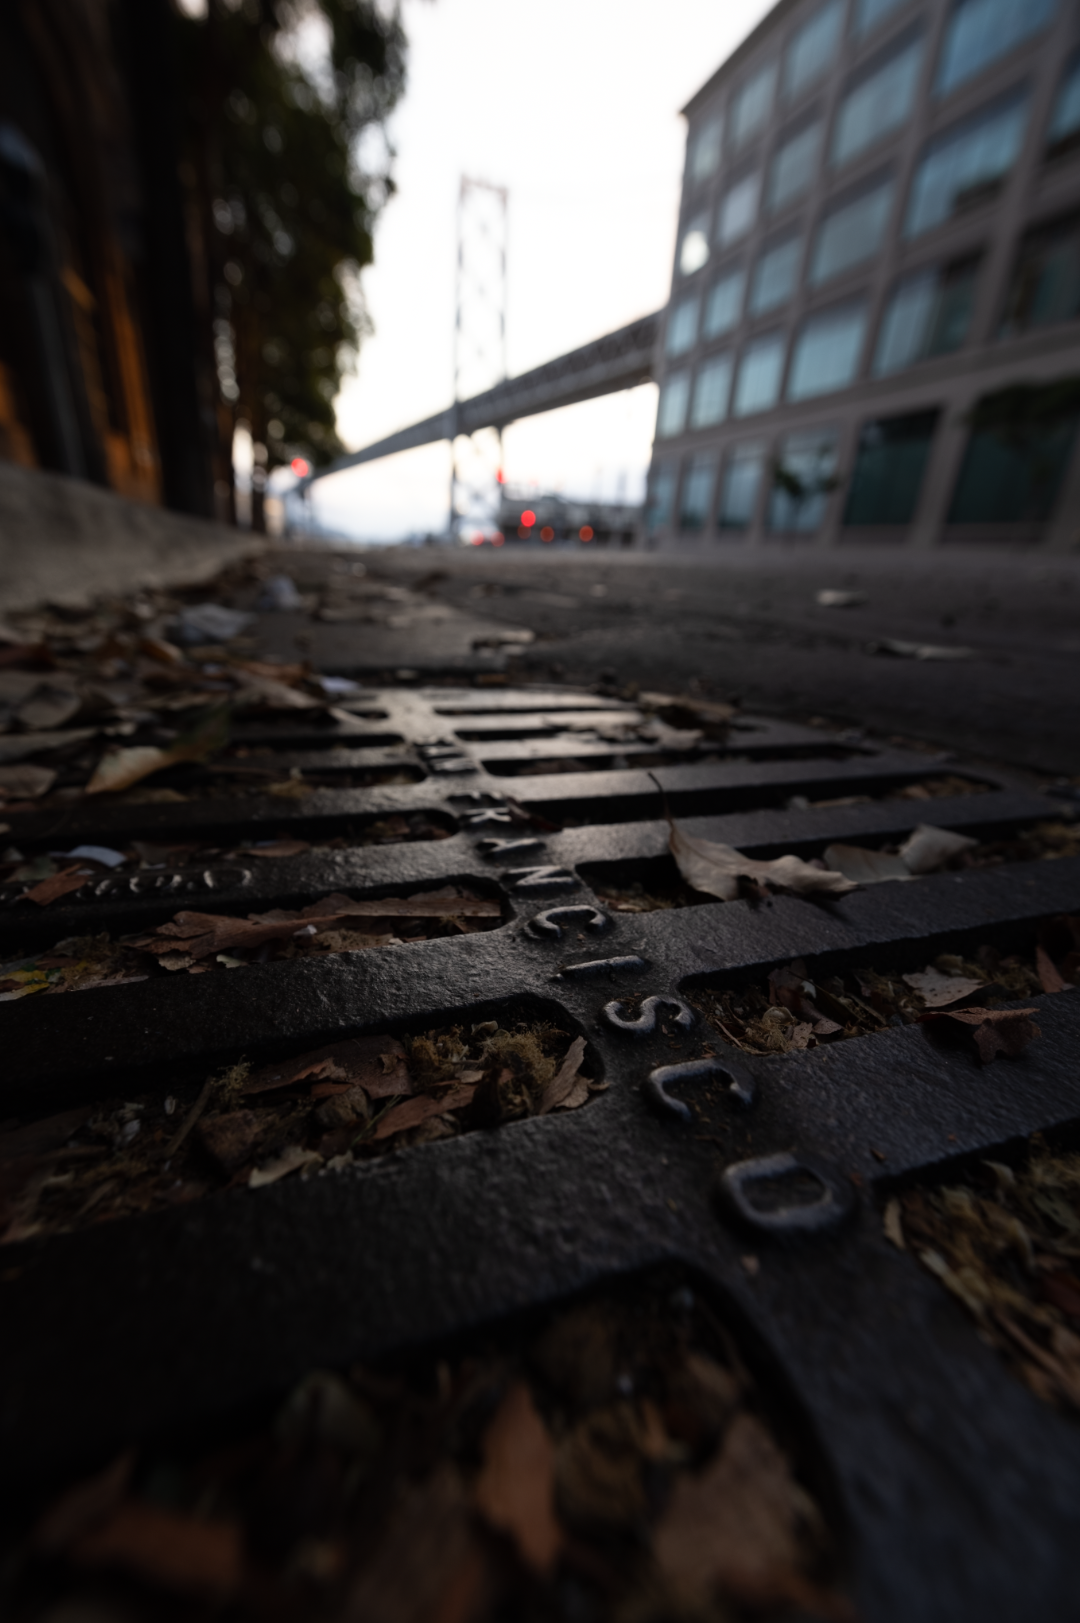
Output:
(902, 968), (986, 1007)
(36, 1451), (135, 1552)
(0, 1106), (93, 1164)
(235, 839), (311, 859)
(372, 1082), (476, 1141)
(244, 1036), (411, 1098)
(653, 1411), (812, 1603)
(0, 763), (57, 799)
(86, 706), (228, 795)
(71, 1500), (242, 1599)
(923, 1006), (1041, 1063)
(345, 1464), (487, 1623)
(23, 869), (92, 907)
(1037, 945), (1070, 995)
(197, 1110), (262, 1175)
(474, 1381), (561, 1574)
(538, 1036), (587, 1114)
(667, 819), (856, 902)
(897, 823), (978, 874)
(821, 843), (911, 884)
(248, 1145), (322, 1188)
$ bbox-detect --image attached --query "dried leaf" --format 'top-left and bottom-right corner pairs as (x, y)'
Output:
(197, 1110), (262, 1175)
(18, 684), (82, 731)
(538, 1036), (587, 1114)
(236, 839), (311, 858)
(0, 729), (95, 763)
(898, 823), (978, 874)
(23, 870), (92, 907)
(883, 1198), (905, 1250)
(244, 1036), (411, 1098)
(822, 843), (911, 884)
(36, 1451), (135, 1552)
(923, 1006), (1041, 1062)
(248, 1144), (322, 1188)
(86, 707), (228, 796)
(669, 821), (856, 902)
(71, 1500), (242, 1598)
(1037, 945), (1070, 995)
(0, 1106), (93, 1164)
(345, 1465), (485, 1623)
(0, 763), (56, 798)
(653, 1412), (811, 1601)
(902, 968), (986, 1007)
(372, 1082), (476, 1141)
(474, 1381), (561, 1574)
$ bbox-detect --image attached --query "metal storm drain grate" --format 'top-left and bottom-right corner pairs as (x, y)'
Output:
(2, 683), (1080, 1621)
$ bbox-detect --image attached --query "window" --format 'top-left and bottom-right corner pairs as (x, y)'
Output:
(788, 301), (868, 398)
(854, 0), (910, 38)
(680, 453), (718, 529)
(718, 443), (766, 528)
(750, 236), (802, 314)
(874, 257), (980, 373)
(690, 353), (734, 427)
(1046, 55), (1080, 158)
(657, 371), (691, 437)
(718, 174), (761, 246)
(783, 0), (844, 102)
(905, 93), (1028, 237)
(844, 410), (939, 523)
(948, 385), (1079, 522)
(732, 332), (786, 415)
(731, 62), (778, 151)
(1000, 216), (1080, 334)
(703, 267), (746, 336)
(646, 462), (676, 530)
(689, 115), (724, 182)
(666, 297), (701, 356)
(767, 122), (823, 214)
(679, 214), (711, 275)
(810, 179), (893, 284)
(832, 36), (924, 168)
(937, 0), (1056, 97)
(768, 429), (839, 532)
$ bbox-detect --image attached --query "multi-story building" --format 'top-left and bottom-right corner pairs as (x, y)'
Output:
(646, 0), (1080, 548)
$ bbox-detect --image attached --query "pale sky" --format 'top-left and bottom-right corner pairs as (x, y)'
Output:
(308, 0), (774, 540)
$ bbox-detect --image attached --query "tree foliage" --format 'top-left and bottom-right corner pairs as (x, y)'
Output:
(174, 0), (406, 520)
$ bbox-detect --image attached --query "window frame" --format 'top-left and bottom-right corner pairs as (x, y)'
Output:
(809, 173), (896, 285)
(903, 87), (1029, 239)
(732, 330), (788, 417)
(830, 28), (926, 170)
(787, 298), (870, 399)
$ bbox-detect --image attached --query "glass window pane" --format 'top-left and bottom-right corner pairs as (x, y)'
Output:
(679, 213), (711, 276)
(689, 115), (724, 182)
(1048, 54), (1080, 155)
(788, 302), (867, 398)
(873, 257), (979, 373)
(718, 443), (766, 528)
(750, 236), (802, 314)
(832, 37), (924, 168)
(666, 297), (701, 356)
(784, 0), (844, 101)
(767, 121), (823, 214)
(810, 180), (893, 284)
(768, 429), (839, 532)
(843, 410), (939, 523)
(703, 267), (746, 336)
(718, 174), (761, 246)
(646, 462), (676, 530)
(680, 452), (717, 530)
(732, 333), (786, 415)
(731, 62), (778, 151)
(905, 93), (1027, 238)
(937, 0), (1056, 96)
(1000, 215), (1080, 334)
(854, 0), (910, 38)
(657, 371), (690, 437)
(690, 353), (734, 427)
(949, 408), (1078, 522)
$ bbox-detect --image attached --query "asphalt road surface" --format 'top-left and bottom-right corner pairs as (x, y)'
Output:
(354, 542), (1080, 779)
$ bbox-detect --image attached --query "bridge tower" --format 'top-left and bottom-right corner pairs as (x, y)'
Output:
(449, 176), (508, 543)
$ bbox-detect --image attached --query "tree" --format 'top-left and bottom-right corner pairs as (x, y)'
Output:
(174, 0), (406, 528)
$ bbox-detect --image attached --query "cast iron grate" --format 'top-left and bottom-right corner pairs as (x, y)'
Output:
(2, 685), (1079, 1621)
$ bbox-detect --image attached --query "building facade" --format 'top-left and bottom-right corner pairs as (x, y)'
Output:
(647, 0), (1080, 548)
